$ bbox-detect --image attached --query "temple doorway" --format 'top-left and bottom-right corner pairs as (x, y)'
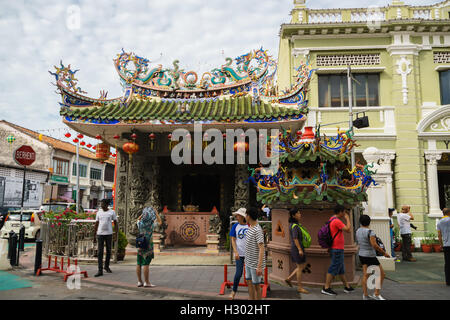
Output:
(182, 173), (220, 212)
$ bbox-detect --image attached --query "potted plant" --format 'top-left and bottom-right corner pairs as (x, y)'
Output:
(432, 235), (442, 253)
(420, 233), (433, 253)
(117, 230), (128, 261)
(394, 227), (402, 252)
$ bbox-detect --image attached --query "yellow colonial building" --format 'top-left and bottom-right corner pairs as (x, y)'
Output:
(277, 0), (450, 239)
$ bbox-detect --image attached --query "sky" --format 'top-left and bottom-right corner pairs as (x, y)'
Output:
(0, 0), (441, 141)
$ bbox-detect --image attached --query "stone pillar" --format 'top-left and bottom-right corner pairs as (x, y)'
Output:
(425, 151), (443, 218)
(362, 147), (396, 271)
(232, 165), (249, 212)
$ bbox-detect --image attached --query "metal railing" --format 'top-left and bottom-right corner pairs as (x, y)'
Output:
(41, 218), (118, 263)
(228, 217), (272, 265)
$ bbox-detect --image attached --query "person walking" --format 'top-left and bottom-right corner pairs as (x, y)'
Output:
(261, 204), (271, 221)
(93, 199), (118, 277)
(437, 208), (450, 286)
(397, 205), (416, 262)
(229, 208), (249, 299)
(244, 207), (266, 300)
(321, 205), (355, 296)
(285, 208), (309, 294)
(136, 207), (162, 287)
(356, 214), (390, 300)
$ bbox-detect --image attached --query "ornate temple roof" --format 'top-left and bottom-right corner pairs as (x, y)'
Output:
(52, 48), (314, 140)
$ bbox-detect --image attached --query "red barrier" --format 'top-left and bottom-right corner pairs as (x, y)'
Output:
(36, 255), (88, 282)
(219, 264), (270, 298)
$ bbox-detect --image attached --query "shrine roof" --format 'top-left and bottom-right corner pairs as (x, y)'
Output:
(60, 95), (306, 125)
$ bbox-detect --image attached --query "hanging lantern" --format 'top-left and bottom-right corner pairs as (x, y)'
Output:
(131, 133), (137, 140)
(73, 138), (79, 143)
(95, 135), (102, 140)
(95, 143), (110, 161)
(113, 134), (120, 140)
(64, 132), (71, 138)
(38, 133), (43, 141)
(149, 133), (156, 151)
(86, 143), (92, 148)
(122, 141), (139, 161)
(80, 141), (86, 146)
(93, 146), (96, 150)
(77, 134), (84, 139)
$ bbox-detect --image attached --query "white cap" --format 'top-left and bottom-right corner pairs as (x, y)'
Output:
(232, 208), (247, 218)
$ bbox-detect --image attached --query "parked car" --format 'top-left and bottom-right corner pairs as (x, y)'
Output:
(0, 207), (21, 230)
(1, 210), (42, 240)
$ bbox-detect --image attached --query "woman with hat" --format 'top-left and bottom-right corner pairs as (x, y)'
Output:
(136, 207), (162, 287)
(229, 208), (249, 299)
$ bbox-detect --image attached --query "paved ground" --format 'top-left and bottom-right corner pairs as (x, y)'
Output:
(0, 245), (449, 300)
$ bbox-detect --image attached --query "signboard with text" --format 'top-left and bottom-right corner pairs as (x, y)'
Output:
(14, 145), (36, 167)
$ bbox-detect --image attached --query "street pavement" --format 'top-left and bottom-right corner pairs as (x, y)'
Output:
(0, 245), (449, 300)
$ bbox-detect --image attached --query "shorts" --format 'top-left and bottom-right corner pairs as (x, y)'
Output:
(137, 254), (153, 266)
(245, 265), (263, 285)
(359, 256), (380, 266)
(328, 249), (345, 276)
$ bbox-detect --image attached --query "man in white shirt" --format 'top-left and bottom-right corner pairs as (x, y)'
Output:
(437, 208), (450, 286)
(397, 205), (416, 262)
(94, 199), (118, 277)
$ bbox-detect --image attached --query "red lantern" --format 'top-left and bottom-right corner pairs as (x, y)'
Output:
(93, 146), (96, 150)
(77, 134), (84, 139)
(95, 135), (102, 140)
(65, 133), (71, 138)
(86, 144), (92, 148)
(123, 142), (139, 161)
(168, 134), (172, 140)
(73, 138), (79, 143)
(80, 141), (85, 146)
(149, 133), (155, 140)
(113, 134), (120, 140)
(131, 133), (137, 140)
(95, 143), (110, 161)
(234, 141), (249, 152)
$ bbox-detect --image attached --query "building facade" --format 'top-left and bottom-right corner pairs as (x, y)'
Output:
(278, 0), (450, 237)
(0, 121), (114, 210)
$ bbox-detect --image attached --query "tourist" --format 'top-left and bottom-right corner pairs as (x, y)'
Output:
(437, 208), (450, 286)
(93, 199), (118, 277)
(356, 214), (390, 300)
(261, 204), (271, 221)
(136, 207), (162, 287)
(244, 207), (266, 300)
(388, 208), (396, 258)
(397, 205), (416, 262)
(321, 204), (355, 296)
(285, 208), (309, 294)
(229, 208), (249, 299)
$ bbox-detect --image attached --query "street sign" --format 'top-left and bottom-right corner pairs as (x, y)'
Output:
(14, 145), (36, 167)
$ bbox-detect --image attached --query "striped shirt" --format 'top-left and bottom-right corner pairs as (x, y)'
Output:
(244, 224), (266, 269)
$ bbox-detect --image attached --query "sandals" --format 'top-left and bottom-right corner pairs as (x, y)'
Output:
(144, 283), (156, 287)
(137, 282), (143, 287)
(298, 288), (309, 294)
(284, 279), (293, 288)
(229, 291), (236, 300)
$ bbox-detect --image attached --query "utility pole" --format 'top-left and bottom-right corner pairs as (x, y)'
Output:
(76, 141), (80, 214)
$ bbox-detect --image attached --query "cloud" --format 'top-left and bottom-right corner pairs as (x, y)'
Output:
(0, 0), (443, 140)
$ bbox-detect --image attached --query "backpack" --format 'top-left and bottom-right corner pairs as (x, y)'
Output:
(318, 217), (341, 249)
(136, 234), (149, 250)
(292, 223), (312, 248)
(367, 230), (386, 257)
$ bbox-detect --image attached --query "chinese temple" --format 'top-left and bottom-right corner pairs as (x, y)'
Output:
(52, 47), (374, 285)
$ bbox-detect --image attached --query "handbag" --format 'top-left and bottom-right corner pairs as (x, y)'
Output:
(136, 234), (149, 250)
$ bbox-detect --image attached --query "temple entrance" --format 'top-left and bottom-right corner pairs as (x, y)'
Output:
(182, 173), (220, 212)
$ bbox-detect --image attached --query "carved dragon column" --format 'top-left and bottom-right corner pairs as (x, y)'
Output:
(232, 164), (249, 212)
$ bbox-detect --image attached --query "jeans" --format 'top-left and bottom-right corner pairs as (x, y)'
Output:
(390, 228), (395, 255)
(233, 257), (245, 292)
(444, 247), (450, 285)
(328, 249), (345, 276)
(401, 233), (413, 260)
(245, 265), (263, 285)
(97, 234), (112, 272)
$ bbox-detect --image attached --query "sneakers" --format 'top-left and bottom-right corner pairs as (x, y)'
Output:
(321, 287), (337, 296)
(371, 294), (386, 300)
(104, 267), (112, 273)
(363, 295), (371, 300)
(344, 286), (355, 293)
